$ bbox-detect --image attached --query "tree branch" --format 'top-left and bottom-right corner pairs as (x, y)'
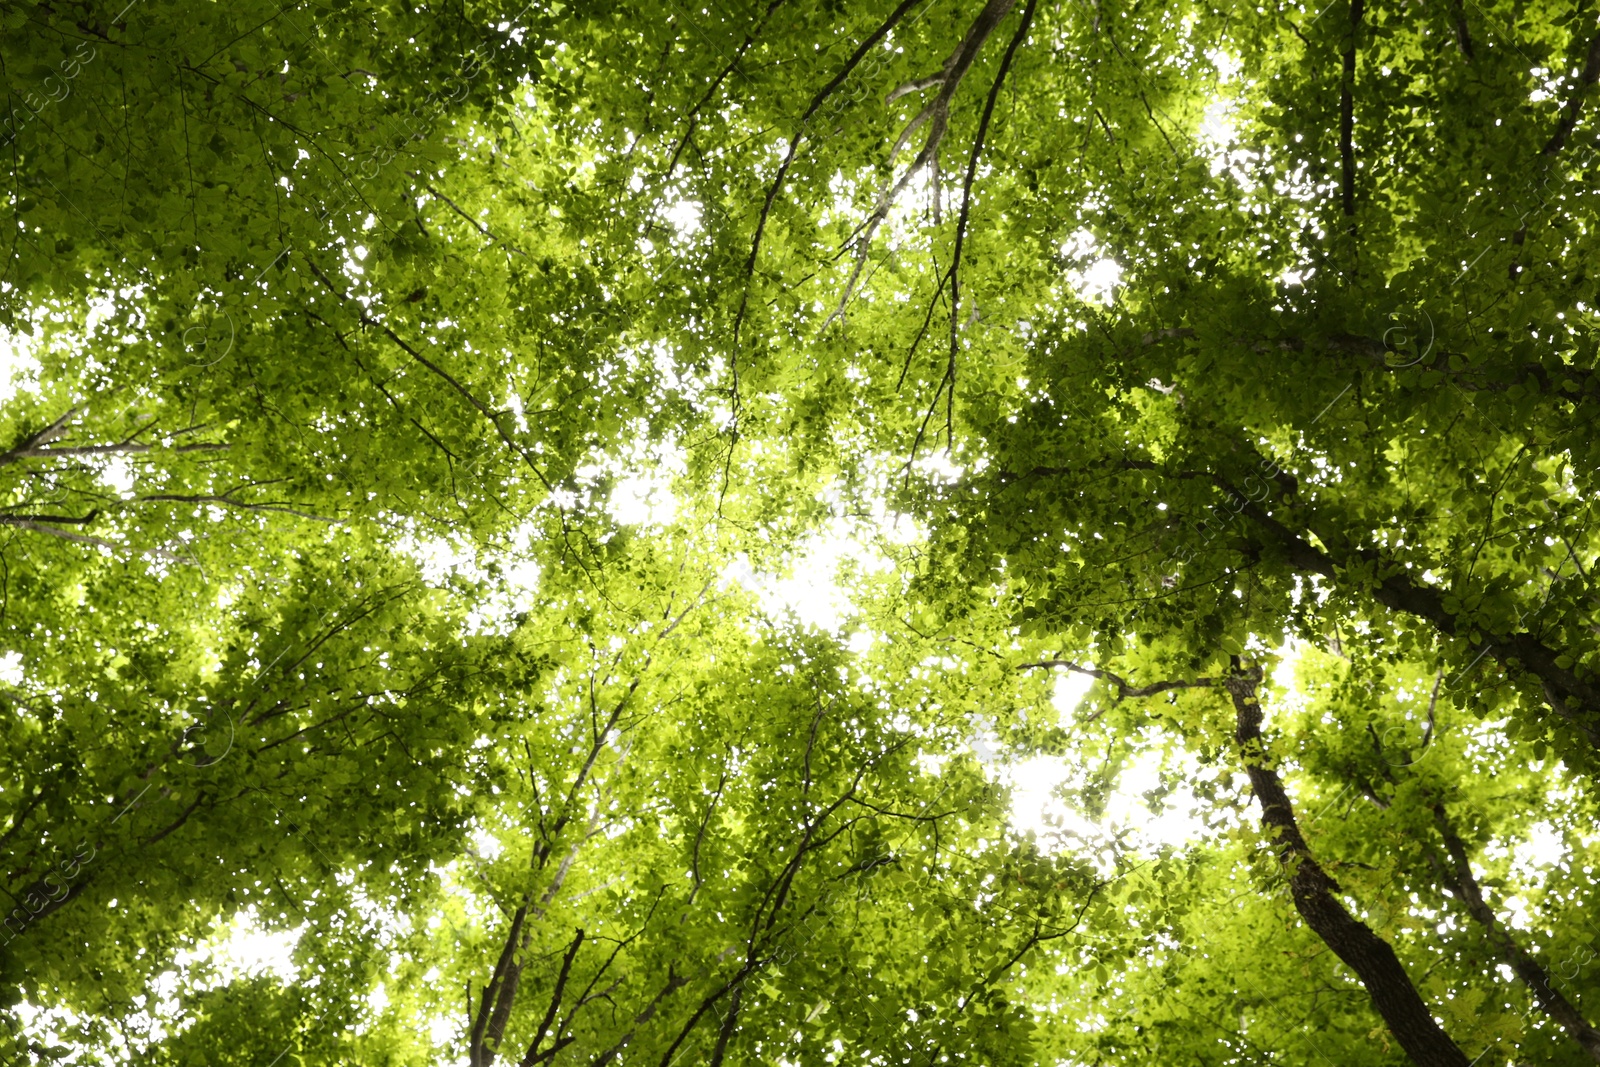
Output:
(1, 520), (118, 550)
(1227, 662), (1471, 1067)
(0, 409), (76, 468)
(1448, 0), (1474, 61)
(663, 1), (790, 178)
(723, 0), (926, 498)
(18, 441), (227, 460)
(362, 313), (554, 493)
(1544, 23), (1600, 156)
(736, 0), (926, 347)
(1340, 0), (1366, 219)
(824, 0), (1021, 329)
(707, 982), (743, 1067)
(140, 790), (209, 847)
(422, 181), (531, 258)
(1016, 658), (1217, 700)
(1431, 803), (1600, 1061)
(590, 966), (688, 1067)
(1114, 457), (1600, 746)
(942, 0), (1036, 446)
(0, 510), (102, 526)
(519, 928), (585, 1067)
(469, 902), (529, 1067)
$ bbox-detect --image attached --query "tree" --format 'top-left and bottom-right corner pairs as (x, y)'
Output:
(3, 0), (1599, 1063)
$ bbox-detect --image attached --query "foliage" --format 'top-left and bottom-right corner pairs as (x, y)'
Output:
(3, 0), (1600, 1063)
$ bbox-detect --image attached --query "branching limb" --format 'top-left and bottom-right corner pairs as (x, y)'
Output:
(653, 965), (758, 1067)
(518, 928), (585, 1067)
(707, 982), (743, 1067)
(736, 0), (926, 345)
(894, 252), (949, 391)
(0, 509), (101, 526)
(1017, 658), (1217, 700)
(900, 368), (953, 482)
(1, 520), (119, 551)
(1544, 24), (1600, 156)
(363, 314), (555, 493)
(1227, 661), (1471, 1067)
(725, 0), (926, 490)
(469, 902), (530, 1067)
(824, 0), (1021, 329)
(663, 0), (790, 178)
(883, 73), (942, 107)
(1075, 454), (1600, 744)
(0, 409), (76, 467)
(302, 257), (555, 494)
(941, 0), (1037, 445)
(4, 437), (227, 465)
(1431, 803), (1600, 1061)
(420, 180), (531, 258)
(687, 763), (730, 907)
(802, 693), (832, 796)
(590, 966), (688, 1067)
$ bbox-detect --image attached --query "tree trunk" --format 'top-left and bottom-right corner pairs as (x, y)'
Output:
(1227, 666), (1471, 1067)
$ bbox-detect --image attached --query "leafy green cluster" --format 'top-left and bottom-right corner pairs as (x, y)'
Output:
(3, 0), (1599, 1064)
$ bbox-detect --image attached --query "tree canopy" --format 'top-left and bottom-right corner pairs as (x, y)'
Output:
(3, 0), (1600, 1063)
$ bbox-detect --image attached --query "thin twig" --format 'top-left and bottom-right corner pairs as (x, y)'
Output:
(1017, 658), (1217, 700)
